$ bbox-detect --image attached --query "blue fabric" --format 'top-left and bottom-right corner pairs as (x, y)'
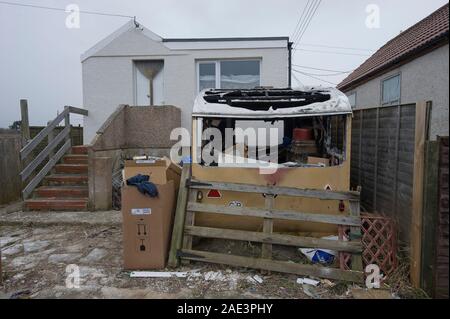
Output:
(126, 174), (158, 198)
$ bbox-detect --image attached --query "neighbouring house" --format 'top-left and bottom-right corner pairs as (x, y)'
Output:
(81, 20), (291, 143)
(337, 3), (449, 140)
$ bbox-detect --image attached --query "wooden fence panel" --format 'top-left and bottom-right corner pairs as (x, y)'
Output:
(351, 104), (416, 243)
(0, 131), (22, 204)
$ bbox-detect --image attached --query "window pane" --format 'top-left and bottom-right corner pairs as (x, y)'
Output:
(199, 63), (216, 91)
(382, 75), (400, 105)
(220, 60), (260, 89)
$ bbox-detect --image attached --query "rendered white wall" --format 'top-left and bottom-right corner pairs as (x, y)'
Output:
(82, 28), (289, 143)
(346, 44), (449, 140)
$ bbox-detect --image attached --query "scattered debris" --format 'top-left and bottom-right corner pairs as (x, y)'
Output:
(130, 270), (200, 278)
(246, 275), (264, 284)
(351, 288), (394, 299)
(299, 235), (345, 265)
(301, 285), (321, 299)
(296, 277), (320, 286)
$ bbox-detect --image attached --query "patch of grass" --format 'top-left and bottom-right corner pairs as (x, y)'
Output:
(329, 281), (349, 296)
(384, 257), (429, 299)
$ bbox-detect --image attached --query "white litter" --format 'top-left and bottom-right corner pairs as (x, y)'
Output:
(296, 278), (320, 286)
(252, 275), (264, 284)
(130, 269), (200, 278)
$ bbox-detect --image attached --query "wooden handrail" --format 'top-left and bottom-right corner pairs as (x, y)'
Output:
(20, 126), (70, 181)
(19, 104), (88, 199)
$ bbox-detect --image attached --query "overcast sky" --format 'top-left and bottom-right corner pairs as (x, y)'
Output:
(0, 0), (447, 128)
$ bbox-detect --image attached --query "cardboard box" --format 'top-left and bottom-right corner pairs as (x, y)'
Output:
(123, 157), (181, 190)
(307, 156), (330, 167)
(122, 158), (180, 270)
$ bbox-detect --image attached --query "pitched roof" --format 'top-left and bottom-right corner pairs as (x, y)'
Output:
(81, 20), (289, 62)
(338, 3), (449, 91)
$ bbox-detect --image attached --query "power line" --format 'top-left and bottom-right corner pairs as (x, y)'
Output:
(294, 0), (321, 49)
(291, 0), (311, 41)
(292, 64), (354, 74)
(291, 0), (314, 45)
(293, 68), (338, 86)
(293, 48), (371, 57)
(295, 70), (349, 77)
(0, 1), (134, 19)
(300, 43), (375, 52)
(293, 0), (319, 47)
(291, 72), (304, 87)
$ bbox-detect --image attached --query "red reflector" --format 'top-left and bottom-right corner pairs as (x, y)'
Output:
(339, 200), (345, 212)
(207, 189), (222, 198)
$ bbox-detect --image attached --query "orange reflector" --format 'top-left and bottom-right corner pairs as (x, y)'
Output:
(207, 189), (222, 198)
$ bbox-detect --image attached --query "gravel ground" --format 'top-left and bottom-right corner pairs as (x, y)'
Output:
(0, 224), (381, 299)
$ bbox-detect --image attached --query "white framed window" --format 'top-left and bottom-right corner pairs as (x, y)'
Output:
(197, 59), (261, 92)
(347, 92), (356, 108)
(381, 74), (401, 105)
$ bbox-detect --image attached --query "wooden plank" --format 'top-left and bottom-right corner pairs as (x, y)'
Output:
(262, 195), (274, 260)
(181, 189), (197, 265)
(168, 164), (191, 268)
(20, 125), (70, 181)
(187, 202), (361, 226)
(420, 141), (439, 295)
(185, 226), (362, 253)
(20, 99), (30, 146)
(189, 180), (360, 201)
(68, 106), (88, 116)
(22, 139), (71, 199)
(373, 107), (380, 211)
(64, 106), (71, 143)
(358, 109), (363, 186)
(392, 104), (401, 213)
(349, 200), (363, 271)
(180, 249), (363, 282)
(410, 101), (429, 288)
(20, 107), (70, 160)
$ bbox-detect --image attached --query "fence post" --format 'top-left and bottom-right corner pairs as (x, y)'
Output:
(20, 99), (30, 146)
(410, 101), (430, 288)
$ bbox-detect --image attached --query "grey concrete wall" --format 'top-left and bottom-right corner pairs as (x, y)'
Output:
(0, 130), (22, 205)
(90, 105), (181, 151)
(82, 28), (289, 143)
(346, 44), (449, 140)
(87, 105), (180, 210)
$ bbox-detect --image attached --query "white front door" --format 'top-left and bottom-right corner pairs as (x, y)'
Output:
(135, 61), (164, 106)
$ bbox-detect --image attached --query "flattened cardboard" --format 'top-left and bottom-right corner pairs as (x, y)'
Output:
(122, 181), (175, 270)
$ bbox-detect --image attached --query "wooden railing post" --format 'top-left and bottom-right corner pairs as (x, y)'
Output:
(47, 120), (55, 160)
(20, 99), (30, 146)
(64, 106), (71, 144)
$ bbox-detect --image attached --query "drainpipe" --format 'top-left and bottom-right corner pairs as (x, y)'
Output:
(288, 41), (293, 88)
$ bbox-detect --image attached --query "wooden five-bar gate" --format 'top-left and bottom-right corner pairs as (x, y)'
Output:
(169, 165), (364, 283)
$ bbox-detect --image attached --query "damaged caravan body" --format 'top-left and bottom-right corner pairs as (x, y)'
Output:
(190, 87), (354, 236)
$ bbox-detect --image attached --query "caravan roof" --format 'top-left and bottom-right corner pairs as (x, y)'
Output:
(192, 87), (352, 119)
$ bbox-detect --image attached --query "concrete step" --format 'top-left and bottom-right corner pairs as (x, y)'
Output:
(71, 145), (88, 155)
(55, 164), (88, 174)
(35, 186), (88, 198)
(45, 174), (88, 185)
(63, 154), (88, 165)
(24, 198), (88, 211)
